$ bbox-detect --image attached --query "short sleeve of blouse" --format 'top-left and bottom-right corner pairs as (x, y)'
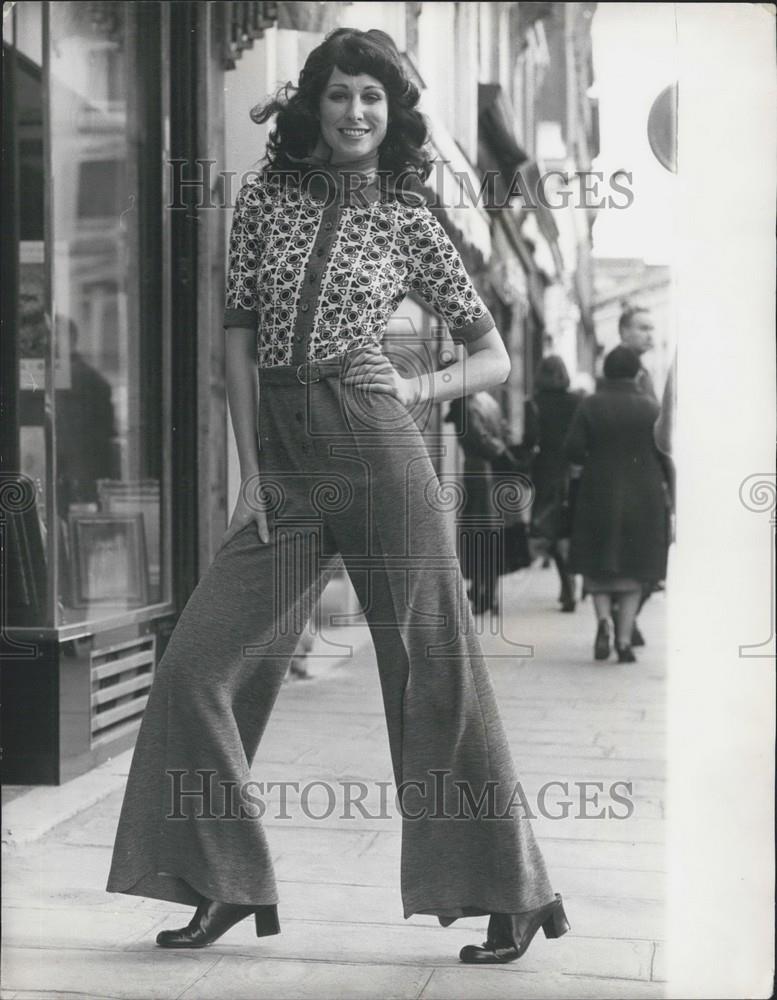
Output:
(403, 208), (496, 343)
(223, 178), (267, 330)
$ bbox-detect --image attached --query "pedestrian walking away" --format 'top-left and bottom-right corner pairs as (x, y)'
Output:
(106, 27), (569, 965)
(564, 345), (672, 663)
(612, 302), (661, 642)
(523, 355), (581, 613)
(444, 390), (511, 616)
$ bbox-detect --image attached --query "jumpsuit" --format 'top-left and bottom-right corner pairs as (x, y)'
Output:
(106, 151), (556, 932)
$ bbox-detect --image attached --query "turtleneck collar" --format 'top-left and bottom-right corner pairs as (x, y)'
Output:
(285, 149), (380, 207)
(306, 148), (380, 177)
(283, 148), (426, 208)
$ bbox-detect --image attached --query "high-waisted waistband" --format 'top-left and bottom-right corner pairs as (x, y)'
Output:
(259, 358), (344, 385)
(258, 347), (372, 386)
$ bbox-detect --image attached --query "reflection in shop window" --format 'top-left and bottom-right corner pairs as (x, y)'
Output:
(48, 1), (165, 624)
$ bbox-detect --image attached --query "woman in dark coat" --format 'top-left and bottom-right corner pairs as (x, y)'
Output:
(564, 346), (671, 662)
(524, 356), (581, 611)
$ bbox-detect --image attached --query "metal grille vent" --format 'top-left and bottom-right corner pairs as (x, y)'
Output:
(90, 635), (156, 747)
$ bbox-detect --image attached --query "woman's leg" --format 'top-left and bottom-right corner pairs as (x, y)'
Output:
(551, 540), (575, 611)
(592, 592), (612, 622)
(591, 592), (614, 660)
(320, 388), (557, 924)
(613, 588), (642, 648)
(106, 520), (338, 908)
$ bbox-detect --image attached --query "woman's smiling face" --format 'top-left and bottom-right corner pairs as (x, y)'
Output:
(318, 67), (388, 163)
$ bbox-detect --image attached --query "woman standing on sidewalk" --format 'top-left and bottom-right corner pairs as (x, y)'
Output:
(106, 27), (568, 964)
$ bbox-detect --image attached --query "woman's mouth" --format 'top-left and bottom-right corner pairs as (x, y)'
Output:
(339, 127), (370, 138)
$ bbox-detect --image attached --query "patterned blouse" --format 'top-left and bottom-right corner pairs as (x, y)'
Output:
(223, 158), (496, 369)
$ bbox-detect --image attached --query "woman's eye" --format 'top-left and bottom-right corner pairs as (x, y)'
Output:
(325, 91), (384, 103)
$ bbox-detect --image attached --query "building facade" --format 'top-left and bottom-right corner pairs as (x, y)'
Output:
(2, 1), (597, 783)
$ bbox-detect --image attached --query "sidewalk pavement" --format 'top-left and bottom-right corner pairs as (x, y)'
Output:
(1, 562), (667, 999)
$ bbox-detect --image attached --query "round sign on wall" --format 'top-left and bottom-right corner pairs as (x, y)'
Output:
(648, 83), (678, 174)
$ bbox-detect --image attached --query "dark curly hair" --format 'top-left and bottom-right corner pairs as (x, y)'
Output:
(251, 27), (432, 184)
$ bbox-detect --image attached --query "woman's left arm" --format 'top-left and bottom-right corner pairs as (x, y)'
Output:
(342, 207), (510, 403)
(341, 328), (509, 406)
(408, 327), (510, 405)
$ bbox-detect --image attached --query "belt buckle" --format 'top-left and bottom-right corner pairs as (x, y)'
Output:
(296, 362), (320, 385)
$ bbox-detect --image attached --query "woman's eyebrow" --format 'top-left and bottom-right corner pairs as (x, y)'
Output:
(326, 82), (386, 92)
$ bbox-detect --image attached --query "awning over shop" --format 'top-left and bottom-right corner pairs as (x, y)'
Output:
(221, 2), (279, 69)
(517, 159), (560, 248)
(478, 83), (529, 193)
(420, 104), (493, 270)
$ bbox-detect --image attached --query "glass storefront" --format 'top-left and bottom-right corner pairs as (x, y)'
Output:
(8, 1), (171, 631)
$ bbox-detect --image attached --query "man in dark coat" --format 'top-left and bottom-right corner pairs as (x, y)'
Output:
(564, 346), (671, 661)
(618, 303), (657, 400)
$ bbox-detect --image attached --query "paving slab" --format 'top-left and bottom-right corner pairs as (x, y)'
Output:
(0, 946), (221, 999)
(2, 904), (171, 950)
(420, 967), (667, 999)
(178, 956), (431, 999)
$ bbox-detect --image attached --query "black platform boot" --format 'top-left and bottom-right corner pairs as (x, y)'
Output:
(156, 899), (280, 948)
(459, 894), (570, 964)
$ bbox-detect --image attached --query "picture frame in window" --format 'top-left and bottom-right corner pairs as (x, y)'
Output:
(67, 512), (149, 609)
(96, 478), (160, 590)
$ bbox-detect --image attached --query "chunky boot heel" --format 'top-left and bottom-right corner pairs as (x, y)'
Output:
(254, 905), (281, 938)
(459, 893), (570, 964)
(156, 899), (279, 948)
(542, 896), (571, 938)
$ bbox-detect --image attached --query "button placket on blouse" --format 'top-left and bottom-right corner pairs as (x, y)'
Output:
(290, 197), (343, 370)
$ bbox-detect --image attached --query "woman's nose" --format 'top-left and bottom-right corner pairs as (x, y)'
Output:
(345, 98), (364, 120)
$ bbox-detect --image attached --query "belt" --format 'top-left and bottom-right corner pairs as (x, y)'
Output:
(259, 347), (372, 386)
(259, 357), (345, 385)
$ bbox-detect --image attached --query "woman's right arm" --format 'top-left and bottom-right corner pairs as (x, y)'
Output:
(220, 179), (269, 546)
(222, 327), (269, 545)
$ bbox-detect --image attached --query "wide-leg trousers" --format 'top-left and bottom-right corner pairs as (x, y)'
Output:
(106, 366), (555, 924)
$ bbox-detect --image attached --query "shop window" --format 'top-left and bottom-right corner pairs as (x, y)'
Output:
(7, 1), (170, 630)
